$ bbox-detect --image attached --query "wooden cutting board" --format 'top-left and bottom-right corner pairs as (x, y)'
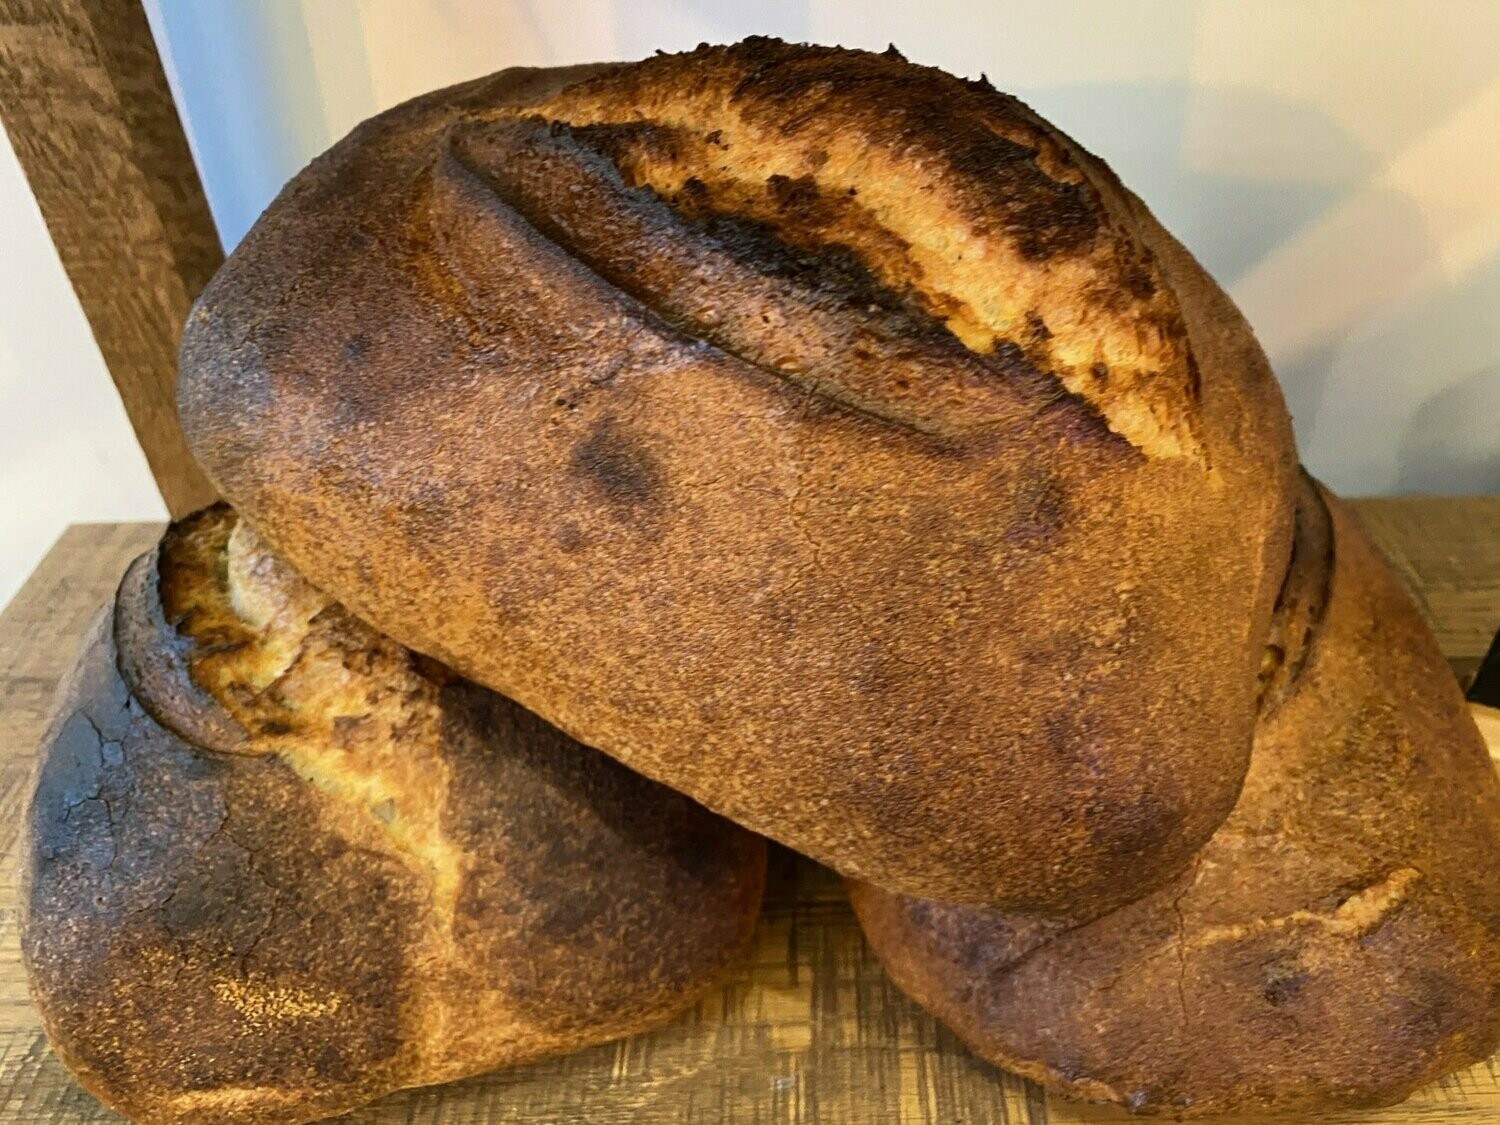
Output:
(2, 499), (1498, 1124)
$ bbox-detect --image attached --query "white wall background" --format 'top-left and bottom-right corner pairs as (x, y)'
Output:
(0, 127), (170, 609)
(3, 0), (1498, 608)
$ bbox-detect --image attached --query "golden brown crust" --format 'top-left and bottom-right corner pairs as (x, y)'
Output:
(22, 507), (764, 1124)
(850, 481), (1500, 1116)
(179, 40), (1297, 909)
(521, 41), (1199, 457)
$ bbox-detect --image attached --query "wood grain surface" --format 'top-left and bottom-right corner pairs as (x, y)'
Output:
(0, 0), (219, 515)
(1, 498), (1497, 1123)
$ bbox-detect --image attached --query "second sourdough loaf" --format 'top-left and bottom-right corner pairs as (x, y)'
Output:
(179, 39), (1298, 911)
(23, 507), (765, 1124)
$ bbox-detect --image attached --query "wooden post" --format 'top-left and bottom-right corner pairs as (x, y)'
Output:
(0, 0), (221, 515)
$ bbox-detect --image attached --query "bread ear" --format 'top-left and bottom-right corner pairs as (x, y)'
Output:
(113, 506), (252, 755)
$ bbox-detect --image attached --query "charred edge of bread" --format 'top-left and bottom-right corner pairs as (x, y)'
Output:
(114, 528), (250, 756)
(467, 38), (1202, 459)
(1258, 472), (1334, 713)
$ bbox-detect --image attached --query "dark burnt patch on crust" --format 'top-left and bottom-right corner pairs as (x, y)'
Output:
(571, 416), (664, 511)
(1260, 961), (1310, 1006)
(1081, 785), (1191, 881)
(946, 130), (1097, 261)
(721, 42), (1100, 261)
(997, 465), (1070, 553)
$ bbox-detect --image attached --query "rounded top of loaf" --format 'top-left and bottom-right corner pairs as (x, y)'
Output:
(180, 38), (1299, 910)
(511, 38), (1199, 457)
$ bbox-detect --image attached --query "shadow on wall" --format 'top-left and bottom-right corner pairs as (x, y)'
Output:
(1400, 364), (1500, 494)
(1389, 255), (1500, 494)
(1024, 81), (1373, 285)
(1028, 79), (1487, 496)
(1270, 235), (1500, 498)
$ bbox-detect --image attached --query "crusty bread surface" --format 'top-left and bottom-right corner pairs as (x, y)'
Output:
(851, 481), (1500, 1116)
(179, 39), (1298, 911)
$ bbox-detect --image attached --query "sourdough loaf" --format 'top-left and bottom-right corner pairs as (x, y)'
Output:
(23, 507), (765, 1124)
(179, 39), (1298, 911)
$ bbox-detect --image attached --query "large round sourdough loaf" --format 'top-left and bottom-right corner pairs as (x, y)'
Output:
(851, 480), (1500, 1116)
(22, 507), (765, 1124)
(179, 39), (1298, 910)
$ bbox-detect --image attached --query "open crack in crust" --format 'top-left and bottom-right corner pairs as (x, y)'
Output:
(156, 507), (468, 946)
(1256, 472), (1334, 714)
(22, 506), (766, 1124)
(849, 479), (1500, 1116)
(495, 38), (1203, 459)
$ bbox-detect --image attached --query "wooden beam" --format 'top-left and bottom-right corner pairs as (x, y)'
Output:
(0, 0), (220, 515)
